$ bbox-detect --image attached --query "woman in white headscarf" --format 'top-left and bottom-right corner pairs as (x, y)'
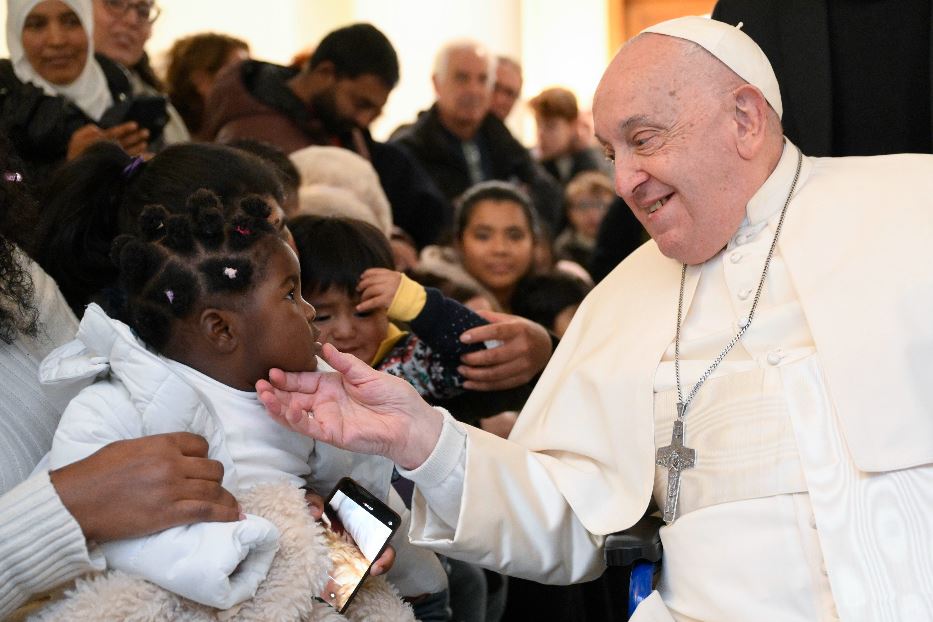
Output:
(0, 0), (150, 180)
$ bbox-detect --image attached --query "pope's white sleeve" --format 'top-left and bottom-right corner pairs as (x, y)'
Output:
(382, 486), (449, 596)
(401, 410), (606, 585)
(100, 516), (279, 610)
(397, 408), (468, 531)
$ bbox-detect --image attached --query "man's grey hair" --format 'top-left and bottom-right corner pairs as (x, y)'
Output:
(433, 39), (497, 87)
(496, 55), (522, 77)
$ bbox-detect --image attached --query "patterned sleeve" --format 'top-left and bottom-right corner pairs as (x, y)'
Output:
(379, 287), (489, 399)
(408, 287), (488, 366)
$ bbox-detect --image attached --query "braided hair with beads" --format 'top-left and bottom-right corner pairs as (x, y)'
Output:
(110, 189), (278, 352)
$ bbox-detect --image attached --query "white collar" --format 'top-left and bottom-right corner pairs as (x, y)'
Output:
(745, 139), (803, 226)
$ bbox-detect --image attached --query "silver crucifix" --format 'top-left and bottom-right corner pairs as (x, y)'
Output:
(656, 403), (697, 524)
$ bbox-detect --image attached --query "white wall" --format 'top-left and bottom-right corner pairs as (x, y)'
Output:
(0, 0), (612, 143)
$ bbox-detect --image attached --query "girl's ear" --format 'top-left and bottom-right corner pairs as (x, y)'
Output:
(199, 308), (239, 353)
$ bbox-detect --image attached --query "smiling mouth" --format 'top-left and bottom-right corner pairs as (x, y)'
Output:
(647, 195), (671, 214)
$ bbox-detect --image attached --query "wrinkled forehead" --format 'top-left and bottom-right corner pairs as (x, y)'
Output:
(593, 35), (724, 138)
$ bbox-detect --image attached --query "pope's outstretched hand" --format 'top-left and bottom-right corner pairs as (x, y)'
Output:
(256, 343), (444, 470)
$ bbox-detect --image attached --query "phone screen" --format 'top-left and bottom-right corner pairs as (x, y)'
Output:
(320, 479), (399, 613)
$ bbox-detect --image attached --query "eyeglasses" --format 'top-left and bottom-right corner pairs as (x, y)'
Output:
(100, 0), (161, 24)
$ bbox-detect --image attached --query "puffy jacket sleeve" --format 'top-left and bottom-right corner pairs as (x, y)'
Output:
(47, 382), (281, 610)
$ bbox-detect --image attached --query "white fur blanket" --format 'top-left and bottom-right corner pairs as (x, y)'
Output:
(29, 483), (415, 622)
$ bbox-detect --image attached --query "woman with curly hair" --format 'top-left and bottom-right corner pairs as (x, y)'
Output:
(0, 137), (241, 619)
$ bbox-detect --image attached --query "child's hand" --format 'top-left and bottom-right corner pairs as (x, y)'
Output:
(356, 268), (402, 313)
(370, 544), (396, 576)
(304, 488), (325, 520)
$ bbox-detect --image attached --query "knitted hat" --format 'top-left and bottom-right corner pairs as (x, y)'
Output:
(641, 16), (783, 118)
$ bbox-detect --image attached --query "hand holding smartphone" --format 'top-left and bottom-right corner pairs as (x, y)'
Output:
(123, 95), (169, 142)
(319, 477), (400, 613)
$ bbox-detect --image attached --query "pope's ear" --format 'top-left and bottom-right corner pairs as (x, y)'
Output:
(199, 308), (239, 354)
(732, 84), (771, 160)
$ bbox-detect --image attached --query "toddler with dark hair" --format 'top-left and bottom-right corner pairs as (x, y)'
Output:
(512, 271), (591, 338)
(37, 190), (427, 619)
(289, 214), (493, 400)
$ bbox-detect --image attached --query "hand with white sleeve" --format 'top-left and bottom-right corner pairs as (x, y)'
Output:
(257, 343), (444, 471)
(101, 514), (280, 610)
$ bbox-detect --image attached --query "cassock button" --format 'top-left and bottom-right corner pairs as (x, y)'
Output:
(767, 349), (785, 365)
(738, 288), (752, 300)
(730, 251), (743, 263)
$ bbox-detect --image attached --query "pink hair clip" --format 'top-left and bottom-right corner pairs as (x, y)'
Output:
(164, 289), (175, 303)
(223, 267), (238, 279)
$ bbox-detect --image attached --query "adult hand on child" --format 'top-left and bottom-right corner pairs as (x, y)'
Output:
(458, 310), (553, 390)
(257, 343), (443, 471)
(356, 268), (402, 313)
(50, 432), (240, 544)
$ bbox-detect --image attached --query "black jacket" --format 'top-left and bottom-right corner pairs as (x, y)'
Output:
(204, 60), (452, 249)
(711, 0), (932, 156)
(0, 54), (137, 182)
(541, 147), (607, 187)
(392, 105), (564, 235)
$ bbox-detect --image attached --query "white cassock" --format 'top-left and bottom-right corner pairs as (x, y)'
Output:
(399, 141), (933, 621)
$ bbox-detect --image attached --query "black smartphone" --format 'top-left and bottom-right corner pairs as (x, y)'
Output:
(124, 95), (169, 142)
(320, 477), (400, 613)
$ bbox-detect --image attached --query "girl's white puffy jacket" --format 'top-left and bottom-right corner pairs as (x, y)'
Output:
(38, 304), (445, 609)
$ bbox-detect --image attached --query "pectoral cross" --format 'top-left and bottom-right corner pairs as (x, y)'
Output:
(656, 402), (696, 525)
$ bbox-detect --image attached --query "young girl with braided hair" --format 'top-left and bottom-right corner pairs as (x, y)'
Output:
(35, 188), (430, 620)
(32, 141), (295, 317)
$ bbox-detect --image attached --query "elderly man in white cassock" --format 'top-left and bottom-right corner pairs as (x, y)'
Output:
(257, 16), (933, 622)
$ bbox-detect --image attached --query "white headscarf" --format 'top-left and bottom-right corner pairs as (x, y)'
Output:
(6, 0), (113, 121)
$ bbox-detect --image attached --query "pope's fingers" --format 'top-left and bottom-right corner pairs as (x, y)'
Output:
(320, 342), (376, 382)
(276, 401), (322, 438)
(267, 367), (323, 393)
(257, 387), (286, 418)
